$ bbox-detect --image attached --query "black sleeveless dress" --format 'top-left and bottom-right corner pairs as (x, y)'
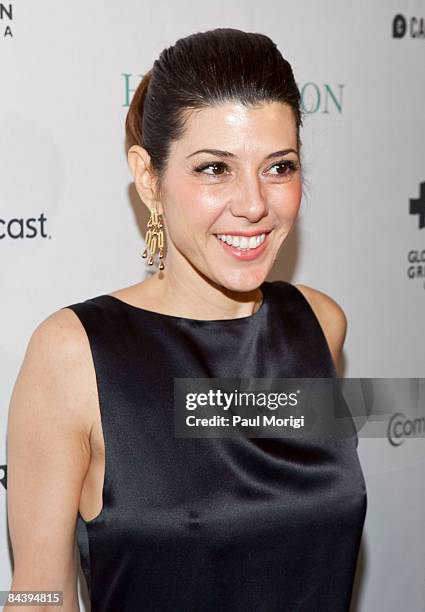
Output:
(64, 279), (367, 612)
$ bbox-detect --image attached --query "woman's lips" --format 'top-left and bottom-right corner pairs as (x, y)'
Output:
(214, 232), (271, 261)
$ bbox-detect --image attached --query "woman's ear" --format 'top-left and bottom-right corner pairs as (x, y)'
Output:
(127, 145), (160, 210)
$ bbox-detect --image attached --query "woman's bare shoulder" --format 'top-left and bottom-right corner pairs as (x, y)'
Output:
(18, 306), (99, 436)
(293, 284), (347, 324)
(32, 305), (89, 345)
(293, 284), (347, 370)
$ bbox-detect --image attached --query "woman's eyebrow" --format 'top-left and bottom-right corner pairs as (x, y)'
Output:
(186, 148), (299, 160)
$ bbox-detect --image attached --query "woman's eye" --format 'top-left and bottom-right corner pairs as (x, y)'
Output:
(194, 162), (228, 176)
(268, 160), (298, 176)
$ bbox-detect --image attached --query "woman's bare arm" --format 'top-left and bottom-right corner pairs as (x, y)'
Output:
(5, 308), (96, 611)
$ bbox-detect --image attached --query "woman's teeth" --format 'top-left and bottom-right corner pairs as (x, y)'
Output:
(215, 233), (266, 251)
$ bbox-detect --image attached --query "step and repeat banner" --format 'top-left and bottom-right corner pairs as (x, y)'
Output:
(1, 1), (424, 610)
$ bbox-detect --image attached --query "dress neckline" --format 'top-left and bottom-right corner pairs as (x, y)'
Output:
(100, 280), (269, 324)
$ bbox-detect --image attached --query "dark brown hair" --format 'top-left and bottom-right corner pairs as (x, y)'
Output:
(126, 28), (304, 195)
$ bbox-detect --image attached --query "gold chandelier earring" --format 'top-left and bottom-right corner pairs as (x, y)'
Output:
(141, 205), (165, 270)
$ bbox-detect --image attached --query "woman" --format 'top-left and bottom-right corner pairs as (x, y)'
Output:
(6, 28), (367, 611)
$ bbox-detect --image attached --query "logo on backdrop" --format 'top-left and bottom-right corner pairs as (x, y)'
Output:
(0, 213), (50, 240)
(392, 13), (425, 39)
(0, 464), (6, 489)
(407, 181), (425, 285)
(122, 74), (346, 115)
(299, 82), (345, 115)
(387, 412), (425, 446)
(410, 182), (425, 229)
(122, 74), (143, 107)
(1, 2), (13, 38)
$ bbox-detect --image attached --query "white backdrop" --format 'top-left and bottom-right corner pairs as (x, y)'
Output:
(1, 1), (424, 610)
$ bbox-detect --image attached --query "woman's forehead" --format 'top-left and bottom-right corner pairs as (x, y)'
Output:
(174, 103), (297, 153)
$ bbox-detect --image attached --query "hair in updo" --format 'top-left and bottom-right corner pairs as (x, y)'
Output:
(125, 27), (304, 196)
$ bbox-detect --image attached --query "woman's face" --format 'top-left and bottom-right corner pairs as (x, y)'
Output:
(158, 101), (302, 292)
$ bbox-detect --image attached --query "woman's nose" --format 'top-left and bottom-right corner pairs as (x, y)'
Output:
(230, 175), (268, 222)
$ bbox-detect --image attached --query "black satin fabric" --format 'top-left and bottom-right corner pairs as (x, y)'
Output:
(65, 280), (367, 612)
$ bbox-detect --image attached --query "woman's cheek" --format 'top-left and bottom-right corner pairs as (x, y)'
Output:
(285, 175), (302, 198)
(281, 179), (302, 216)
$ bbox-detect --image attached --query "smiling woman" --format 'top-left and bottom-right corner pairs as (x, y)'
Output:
(6, 27), (366, 612)
(127, 99), (303, 296)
